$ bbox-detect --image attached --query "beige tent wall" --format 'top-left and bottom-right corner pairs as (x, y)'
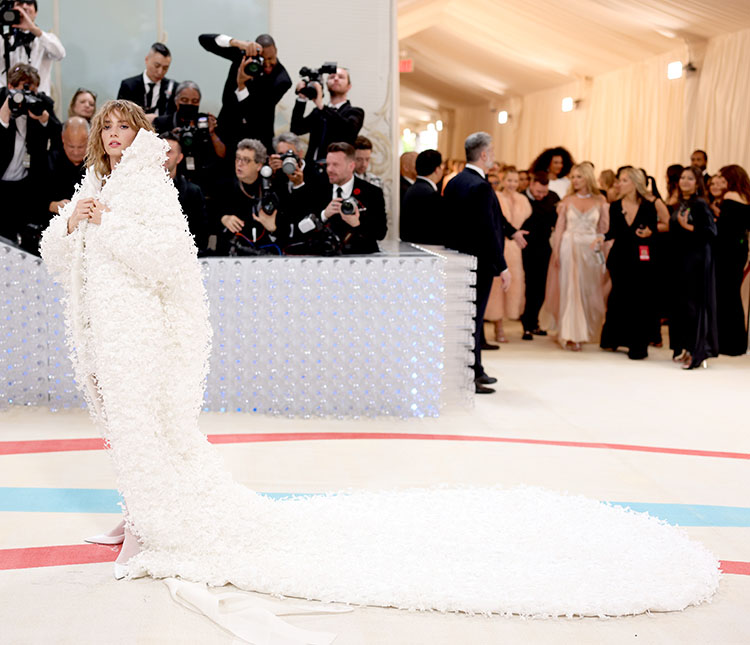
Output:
(440, 27), (750, 186)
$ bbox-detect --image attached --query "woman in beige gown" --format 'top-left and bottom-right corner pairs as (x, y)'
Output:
(542, 163), (609, 350)
(485, 167), (532, 341)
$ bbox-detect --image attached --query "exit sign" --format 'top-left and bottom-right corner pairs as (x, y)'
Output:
(399, 59), (414, 73)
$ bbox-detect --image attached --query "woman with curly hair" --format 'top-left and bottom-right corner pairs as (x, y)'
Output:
(714, 164), (750, 355)
(529, 146), (575, 200)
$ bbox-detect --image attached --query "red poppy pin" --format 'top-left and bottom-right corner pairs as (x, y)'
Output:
(353, 188), (361, 195)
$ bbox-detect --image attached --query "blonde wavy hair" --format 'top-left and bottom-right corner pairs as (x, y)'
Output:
(86, 99), (154, 177)
(567, 162), (601, 197)
(618, 167), (650, 200)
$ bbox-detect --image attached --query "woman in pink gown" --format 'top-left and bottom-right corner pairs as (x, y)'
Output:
(485, 167), (532, 341)
(542, 163), (609, 350)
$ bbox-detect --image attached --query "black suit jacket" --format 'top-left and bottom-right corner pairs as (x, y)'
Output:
(442, 167), (506, 274)
(198, 34), (292, 152)
(298, 175), (387, 253)
(0, 88), (60, 185)
(521, 191), (558, 251)
(174, 174), (209, 254)
(117, 74), (177, 116)
(46, 149), (85, 207)
(401, 178), (444, 245)
(291, 99), (364, 165)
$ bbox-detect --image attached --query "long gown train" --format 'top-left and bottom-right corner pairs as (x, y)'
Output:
(40, 132), (719, 639)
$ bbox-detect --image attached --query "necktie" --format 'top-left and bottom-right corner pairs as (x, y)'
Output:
(145, 82), (155, 110)
(336, 187), (343, 199)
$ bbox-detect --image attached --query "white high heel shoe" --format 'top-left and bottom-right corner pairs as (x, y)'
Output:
(84, 532), (125, 545)
(113, 562), (128, 580)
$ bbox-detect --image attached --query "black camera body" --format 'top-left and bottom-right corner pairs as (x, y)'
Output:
(0, 2), (20, 28)
(244, 55), (264, 77)
(8, 87), (54, 119)
(298, 62), (337, 100)
(176, 114), (210, 154)
(279, 150), (300, 176)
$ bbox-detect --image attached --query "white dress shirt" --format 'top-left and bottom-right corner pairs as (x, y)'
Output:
(0, 30), (65, 96)
(1, 115), (29, 181)
(465, 163), (486, 179)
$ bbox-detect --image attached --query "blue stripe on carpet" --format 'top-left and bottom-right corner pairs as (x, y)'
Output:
(0, 488), (748, 527)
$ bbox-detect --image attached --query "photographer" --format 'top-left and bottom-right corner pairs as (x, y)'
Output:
(117, 42), (176, 122)
(0, 1), (66, 96)
(212, 138), (290, 255)
(46, 115), (87, 219)
(0, 62), (59, 241)
(293, 142), (386, 255)
(160, 132), (209, 255)
(353, 135), (382, 188)
(291, 67), (364, 175)
(198, 32), (291, 153)
(153, 80), (225, 195)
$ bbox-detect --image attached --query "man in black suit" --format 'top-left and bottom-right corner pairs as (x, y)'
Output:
(117, 42), (177, 122)
(198, 33), (291, 154)
(443, 132), (509, 393)
(399, 151), (417, 210)
(690, 149), (711, 186)
(519, 171), (559, 340)
(46, 116), (87, 220)
(161, 133), (210, 255)
(291, 67), (364, 178)
(401, 149), (444, 245)
(0, 63), (60, 243)
(291, 142), (386, 254)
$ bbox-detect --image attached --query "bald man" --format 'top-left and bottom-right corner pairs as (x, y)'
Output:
(400, 151), (417, 209)
(47, 116), (88, 217)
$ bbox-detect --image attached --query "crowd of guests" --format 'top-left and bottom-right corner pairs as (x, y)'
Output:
(400, 140), (750, 391)
(0, 4), (386, 257)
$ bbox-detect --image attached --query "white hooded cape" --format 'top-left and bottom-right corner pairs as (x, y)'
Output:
(40, 130), (720, 642)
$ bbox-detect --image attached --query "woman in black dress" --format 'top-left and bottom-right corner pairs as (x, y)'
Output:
(668, 166), (719, 369)
(714, 164), (750, 355)
(600, 168), (659, 359)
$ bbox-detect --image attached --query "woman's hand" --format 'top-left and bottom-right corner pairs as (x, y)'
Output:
(635, 226), (652, 238)
(67, 198), (94, 234)
(589, 234), (604, 250)
(88, 199), (106, 225)
(221, 215), (245, 234)
(677, 211), (694, 232)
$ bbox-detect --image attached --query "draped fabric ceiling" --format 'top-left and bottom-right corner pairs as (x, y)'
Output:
(398, 0), (750, 182)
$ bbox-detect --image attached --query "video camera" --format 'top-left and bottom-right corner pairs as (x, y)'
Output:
(8, 86), (54, 119)
(298, 62), (337, 100)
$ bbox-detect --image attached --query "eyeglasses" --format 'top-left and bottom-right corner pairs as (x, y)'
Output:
(236, 155), (255, 165)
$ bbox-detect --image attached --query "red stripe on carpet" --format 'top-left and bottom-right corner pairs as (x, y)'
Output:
(720, 560), (750, 575)
(0, 545), (747, 578)
(0, 543), (118, 570)
(1, 432), (747, 460)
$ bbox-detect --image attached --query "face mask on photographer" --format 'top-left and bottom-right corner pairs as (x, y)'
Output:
(175, 87), (201, 122)
(177, 102), (199, 122)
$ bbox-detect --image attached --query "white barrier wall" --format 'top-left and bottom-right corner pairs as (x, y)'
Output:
(0, 241), (475, 417)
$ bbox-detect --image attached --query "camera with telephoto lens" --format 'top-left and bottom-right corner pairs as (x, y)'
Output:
(8, 86), (54, 119)
(0, 1), (20, 27)
(279, 150), (300, 176)
(298, 62), (337, 100)
(244, 54), (264, 77)
(258, 165), (279, 215)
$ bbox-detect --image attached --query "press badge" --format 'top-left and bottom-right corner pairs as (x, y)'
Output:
(185, 156), (196, 171)
(22, 152), (31, 169)
(639, 245), (650, 261)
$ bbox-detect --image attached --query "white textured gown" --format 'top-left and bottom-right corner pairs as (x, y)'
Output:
(40, 131), (719, 639)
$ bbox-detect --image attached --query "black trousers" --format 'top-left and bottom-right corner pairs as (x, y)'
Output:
(520, 245), (551, 332)
(473, 267), (495, 379)
(0, 178), (34, 243)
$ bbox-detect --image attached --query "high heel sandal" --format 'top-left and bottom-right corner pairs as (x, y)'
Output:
(672, 350), (687, 363)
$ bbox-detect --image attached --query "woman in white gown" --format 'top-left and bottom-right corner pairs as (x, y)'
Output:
(543, 163), (609, 350)
(40, 102), (719, 642)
